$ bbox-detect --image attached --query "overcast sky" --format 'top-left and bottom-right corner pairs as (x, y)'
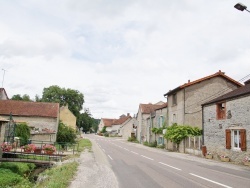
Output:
(1, 0), (250, 119)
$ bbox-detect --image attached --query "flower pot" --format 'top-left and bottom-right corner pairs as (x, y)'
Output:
(221, 157), (230, 162)
(206, 155), (213, 159)
(243, 161), (250, 166)
(45, 150), (54, 155)
(34, 148), (42, 154)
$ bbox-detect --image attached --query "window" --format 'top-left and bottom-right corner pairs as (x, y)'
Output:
(216, 102), (226, 119)
(173, 114), (176, 123)
(172, 93), (177, 105)
(226, 129), (246, 151)
(158, 116), (164, 128)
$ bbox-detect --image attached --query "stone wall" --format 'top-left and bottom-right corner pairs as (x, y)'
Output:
(203, 94), (250, 163)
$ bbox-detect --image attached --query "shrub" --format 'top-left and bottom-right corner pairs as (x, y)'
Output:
(0, 162), (36, 177)
(0, 169), (23, 187)
(15, 123), (30, 146)
(56, 121), (77, 143)
(143, 141), (149, 146)
(104, 132), (109, 137)
(148, 141), (157, 147)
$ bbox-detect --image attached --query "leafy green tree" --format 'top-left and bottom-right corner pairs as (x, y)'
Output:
(78, 110), (93, 133)
(11, 94), (32, 101)
(92, 119), (100, 133)
(41, 85), (84, 118)
(14, 123), (30, 146)
(164, 123), (202, 150)
(56, 121), (77, 143)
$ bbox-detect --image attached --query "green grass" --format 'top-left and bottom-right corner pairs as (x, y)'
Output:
(34, 162), (78, 188)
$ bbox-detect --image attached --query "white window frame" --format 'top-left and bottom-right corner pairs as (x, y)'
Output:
(231, 130), (241, 151)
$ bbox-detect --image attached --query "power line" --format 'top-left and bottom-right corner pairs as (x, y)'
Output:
(1, 69), (6, 88)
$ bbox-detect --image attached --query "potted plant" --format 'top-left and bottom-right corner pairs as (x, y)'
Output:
(243, 156), (250, 166)
(205, 152), (213, 159)
(220, 154), (230, 162)
(1, 142), (12, 152)
(22, 144), (36, 153)
(42, 144), (56, 154)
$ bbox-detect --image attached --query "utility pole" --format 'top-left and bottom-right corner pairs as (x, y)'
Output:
(2, 68), (6, 88)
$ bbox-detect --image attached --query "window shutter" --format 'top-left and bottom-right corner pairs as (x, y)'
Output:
(225, 129), (231, 149)
(240, 129), (246, 151)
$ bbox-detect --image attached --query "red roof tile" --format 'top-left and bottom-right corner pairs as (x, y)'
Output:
(0, 100), (59, 118)
(140, 103), (166, 114)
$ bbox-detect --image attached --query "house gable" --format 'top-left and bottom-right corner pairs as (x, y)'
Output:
(0, 88), (9, 100)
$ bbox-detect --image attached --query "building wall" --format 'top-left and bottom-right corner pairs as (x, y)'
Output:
(98, 119), (105, 132)
(168, 77), (239, 128)
(0, 122), (7, 143)
(203, 94), (250, 163)
(120, 118), (137, 140)
(0, 115), (58, 142)
(60, 106), (77, 130)
(167, 90), (184, 126)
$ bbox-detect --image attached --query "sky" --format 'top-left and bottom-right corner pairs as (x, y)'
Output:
(1, 0), (250, 119)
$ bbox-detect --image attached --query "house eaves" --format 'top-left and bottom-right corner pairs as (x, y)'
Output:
(164, 70), (243, 97)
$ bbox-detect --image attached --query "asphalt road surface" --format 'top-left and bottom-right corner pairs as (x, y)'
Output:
(83, 134), (250, 188)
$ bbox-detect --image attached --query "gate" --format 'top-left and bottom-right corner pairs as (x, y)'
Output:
(4, 114), (16, 143)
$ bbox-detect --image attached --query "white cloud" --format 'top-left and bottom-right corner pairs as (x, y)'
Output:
(1, 0), (250, 119)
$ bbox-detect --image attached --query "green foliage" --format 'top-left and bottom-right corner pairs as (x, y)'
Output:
(151, 127), (158, 134)
(35, 162), (78, 188)
(103, 132), (109, 137)
(11, 94), (32, 101)
(127, 137), (139, 143)
(92, 118), (100, 133)
(56, 121), (77, 143)
(15, 123), (30, 146)
(78, 109), (94, 133)
(164, 123), (202, 145)
(41, 85), (84, 118)
(151, 125), (166, 135)
(0, 162), (35, 176)
(0, 169), (23, 187)
(100, 126), (107, 133)
(77, 138), (92, 152)
(143, 141), (149, 146)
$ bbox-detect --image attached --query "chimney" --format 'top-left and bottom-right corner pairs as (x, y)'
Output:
(244, 79), (250, 85)
(127, 113), (130, 117)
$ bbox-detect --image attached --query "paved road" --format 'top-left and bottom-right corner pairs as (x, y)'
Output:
(84, 134), (250, 188)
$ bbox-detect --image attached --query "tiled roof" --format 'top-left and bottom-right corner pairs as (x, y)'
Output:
(0, 100), (59, 118)
(164, 70), (243, 96)
(102, 115), (132, 127)
(202, 80), (250, 106)
(102, 118), (116, 127)
(140, 103), (166, 114)
(155, 102), (168, 110)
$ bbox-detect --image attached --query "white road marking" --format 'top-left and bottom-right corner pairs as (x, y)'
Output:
(124, 148), (129, 151)
(189, 173), (232, 188)
(130, 151), (139, 155)
(108, 155), (113, 160)
(141, 155), (154, 161)
(102, 149), (105, 152)
(159, 162), (182, 171)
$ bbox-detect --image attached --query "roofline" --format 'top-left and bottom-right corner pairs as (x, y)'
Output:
(164, 71), (243, 96)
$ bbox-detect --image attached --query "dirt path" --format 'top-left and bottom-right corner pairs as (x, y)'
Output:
(69, 138), (119, 188)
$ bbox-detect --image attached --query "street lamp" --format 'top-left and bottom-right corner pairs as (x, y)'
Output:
(234, 3), (250, 13)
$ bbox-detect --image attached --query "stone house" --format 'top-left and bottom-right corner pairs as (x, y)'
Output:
(60, 104), (77, 130)
(136, 101), (165, 143)
(98, 118), (115, 133)
(98, 114), (131, 135)
(202, 79), (250, 163)
(0, 119), (8, 143)
(0, 88), (8, 100)
(119, 117), (138, 140)
(0, 100), (60, 143)
(146, 103), (168, 145)
(164, 70), (243, 128)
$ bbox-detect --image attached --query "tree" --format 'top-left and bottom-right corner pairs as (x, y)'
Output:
(41, 85), (84, 117)
(11, 94), (32, 101)
(15, 123), (30, 146)
(56, 121), (77, 143)
(78, 110), (93, 133)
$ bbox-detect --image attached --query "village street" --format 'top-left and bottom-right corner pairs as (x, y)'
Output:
(71, 134), (250, 188)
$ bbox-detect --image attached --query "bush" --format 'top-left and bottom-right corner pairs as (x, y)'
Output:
(104, 132), (109, 137)
(56, 121), (77, 143)
(143, 141), (149, 146)
(0, 168), (23, 187)
(148, 141), (157, 147)
(0, 162), (36, 177)
(127, 137), (139, 143)
(15, 123), (30, 146)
